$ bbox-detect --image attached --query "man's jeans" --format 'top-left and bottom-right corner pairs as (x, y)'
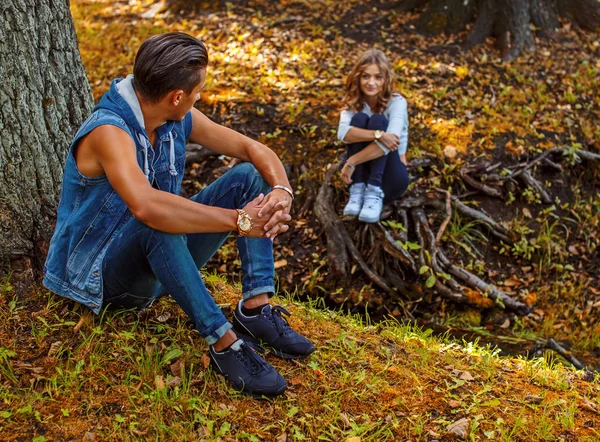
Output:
(101, 163), (275, 345)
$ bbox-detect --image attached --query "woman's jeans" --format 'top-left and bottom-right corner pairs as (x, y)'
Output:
(101, 163), (275, 345)
(347, 112), (409, 203)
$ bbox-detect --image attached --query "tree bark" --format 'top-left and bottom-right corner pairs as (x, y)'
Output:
(0, 1), (93, 274)
(407, 0), (600, 61)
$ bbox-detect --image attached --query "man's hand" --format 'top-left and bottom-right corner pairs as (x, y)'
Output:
(341, 162), (354, 185)
(379, 132), (400, 151)
(256, 189), (293, 240)
(242, 192), (292, 240)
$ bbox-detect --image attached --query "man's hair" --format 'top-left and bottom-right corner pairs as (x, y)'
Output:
(133, 32), (208, 103)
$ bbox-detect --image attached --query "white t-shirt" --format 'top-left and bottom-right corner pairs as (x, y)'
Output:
(337, 93), (409, 155)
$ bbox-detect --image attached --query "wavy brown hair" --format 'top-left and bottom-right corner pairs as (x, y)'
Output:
(341, 49), (395, 114)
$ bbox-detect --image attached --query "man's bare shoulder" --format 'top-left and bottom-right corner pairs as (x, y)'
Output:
(75, 124), (137, 178)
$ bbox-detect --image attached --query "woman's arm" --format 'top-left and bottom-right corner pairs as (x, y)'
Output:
(386, 96), (409, 155)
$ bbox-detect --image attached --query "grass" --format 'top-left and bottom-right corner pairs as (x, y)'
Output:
(0, 276), (599, 441)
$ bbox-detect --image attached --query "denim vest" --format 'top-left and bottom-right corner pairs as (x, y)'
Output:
(44, 80), (192, 313)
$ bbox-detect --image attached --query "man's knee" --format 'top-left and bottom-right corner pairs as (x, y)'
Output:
(367, 114), (388, 131)
(233, 162), (271, 198)
(350, 112), (369, 129)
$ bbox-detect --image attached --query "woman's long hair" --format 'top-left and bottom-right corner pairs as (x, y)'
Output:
(341, 49), (395, 114)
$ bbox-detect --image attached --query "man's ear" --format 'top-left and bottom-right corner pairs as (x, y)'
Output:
(171, 90), (184, 106)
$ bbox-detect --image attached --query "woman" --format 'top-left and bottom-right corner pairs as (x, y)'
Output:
(337, 48), (409, 223)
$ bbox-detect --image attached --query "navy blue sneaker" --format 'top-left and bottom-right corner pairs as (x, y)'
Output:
(233, 301), (315, 359)
(209, 339), (286, 397)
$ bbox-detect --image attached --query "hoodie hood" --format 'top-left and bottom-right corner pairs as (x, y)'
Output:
(94, 75), (179, 178)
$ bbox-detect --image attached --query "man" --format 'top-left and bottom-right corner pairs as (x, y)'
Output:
(43, 32), (313, 397)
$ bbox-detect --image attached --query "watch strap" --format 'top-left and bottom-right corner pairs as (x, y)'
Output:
(236, 208), (251, 236)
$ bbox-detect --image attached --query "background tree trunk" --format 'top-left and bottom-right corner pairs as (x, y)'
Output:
(0, 1), (93, 276)
(404, 0), (600, 61)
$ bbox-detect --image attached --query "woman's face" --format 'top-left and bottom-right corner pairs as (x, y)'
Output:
(359, 63), (384, 99)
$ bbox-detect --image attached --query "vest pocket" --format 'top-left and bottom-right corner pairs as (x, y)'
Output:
(66, 192), (127, 289)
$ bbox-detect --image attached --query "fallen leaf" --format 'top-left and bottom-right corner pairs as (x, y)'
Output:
(167, 376), (182, 388)
(74, 314), (88, 332)
(201, 354), (211, 369)
(156, 312), (172, 323)
(525, 394), (543, 404)
(48, 341), (63, 357)
(276, 434), (287, 442)
(274, 259), (288, 269)
(580, 397), (598, 413)
(345, 437), (361, 442)
(339, 412), (352, 429)
(170, 359), (185, 378)
(449, 399), (461, 408)
(155, 375), (166, 390)
(447, 418), (469, 438)
(460, 371), (475, 381)
(522, 207), (532, 218)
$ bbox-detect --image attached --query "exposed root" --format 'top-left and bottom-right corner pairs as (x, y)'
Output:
(437, 250), (531, 315)
(546, 338), (588, 371)
(451, 197), (513, 244)
(371, 223), (416, 272)
(412, 209), (465, 303)
(519, 170), (552, 204)
(313, 147), (599, 317)
(434, 188), (452, 245)
(461, 166), (504, 198)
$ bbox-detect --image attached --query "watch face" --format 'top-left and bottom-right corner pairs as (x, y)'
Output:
(239, 216), (252, 231)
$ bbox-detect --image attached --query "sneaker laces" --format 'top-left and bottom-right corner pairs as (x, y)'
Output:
(234, 341), (266, 375)
(266, 306), (293, 336)
(363, 193), (382, 210)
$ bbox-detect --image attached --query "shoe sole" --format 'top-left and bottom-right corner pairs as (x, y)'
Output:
(233, 329), (314, 360)
(358, 215), (380, 223)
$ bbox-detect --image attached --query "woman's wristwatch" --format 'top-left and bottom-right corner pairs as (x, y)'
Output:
(374, 130), (384, 141)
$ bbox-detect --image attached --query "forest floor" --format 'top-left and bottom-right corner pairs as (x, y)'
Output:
(0, 278), (599, 441)
(3, 0), (599, 439)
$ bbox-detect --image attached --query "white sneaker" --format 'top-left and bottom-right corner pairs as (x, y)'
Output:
(343, 182), (366, 216)
(358, 184), (384, 223)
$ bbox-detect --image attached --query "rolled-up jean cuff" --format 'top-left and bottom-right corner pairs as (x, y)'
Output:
(243, 285), (276, 301)
(202, 320), (233, 345)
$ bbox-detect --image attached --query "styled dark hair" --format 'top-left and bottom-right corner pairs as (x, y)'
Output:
(133, 32), (208, 103)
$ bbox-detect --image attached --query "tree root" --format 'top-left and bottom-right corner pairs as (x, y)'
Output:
(461, 166), (504, 198)
(313, 147), (599, 316)
(546, 338), (588, 371)
(408, 0), (600, 61)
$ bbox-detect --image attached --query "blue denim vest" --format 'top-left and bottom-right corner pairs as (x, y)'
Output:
(43, 77), (192, 313)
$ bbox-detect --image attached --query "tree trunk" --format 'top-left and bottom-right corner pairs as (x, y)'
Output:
(0, 1), (93, 276)
(406, 0), (600, 61)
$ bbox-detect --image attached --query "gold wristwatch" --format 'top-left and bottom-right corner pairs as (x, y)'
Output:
(236, 209), (253, 236)
(374, 130), (384, 140)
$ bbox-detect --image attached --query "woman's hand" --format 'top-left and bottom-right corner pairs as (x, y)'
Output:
(379, 132), (400, 151)
(341, 162), (354, 185)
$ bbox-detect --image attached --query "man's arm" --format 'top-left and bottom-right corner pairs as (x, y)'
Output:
(188, 108), (293, 231)
(85, 125), (248, 235)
